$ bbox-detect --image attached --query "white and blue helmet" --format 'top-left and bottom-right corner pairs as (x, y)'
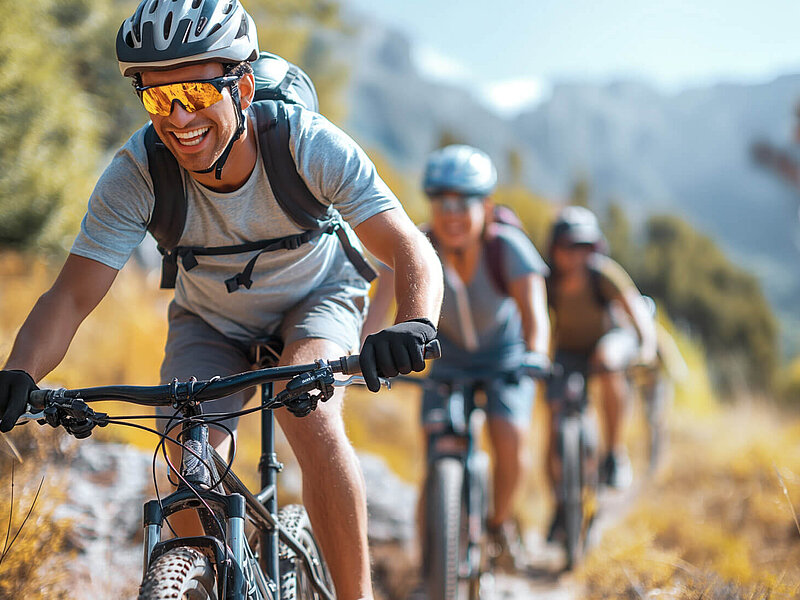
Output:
(423, 145), (498, 198)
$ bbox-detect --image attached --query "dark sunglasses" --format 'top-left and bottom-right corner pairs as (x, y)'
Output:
(556, 241), (595, 251)
(429, 194), (484, 215)
(135, 75), (240, 116)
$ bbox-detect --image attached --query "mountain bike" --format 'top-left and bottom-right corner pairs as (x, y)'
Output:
(399, 362), (547, 600)
(17, 339), (440, 599)
(547, 355), (601, 571)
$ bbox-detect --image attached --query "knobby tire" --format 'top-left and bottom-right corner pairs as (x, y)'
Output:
(278, 504), (334, 600)
(425, 457), (465, 600)
(138, 546), (217, 600)
(561, 416), (583, 571)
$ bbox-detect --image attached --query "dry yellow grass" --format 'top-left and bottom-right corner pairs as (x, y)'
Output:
(0, 426), (73, 599)
(579, 402), (800, 599)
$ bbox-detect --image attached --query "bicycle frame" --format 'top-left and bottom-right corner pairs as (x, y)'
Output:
(141, 380), (335, 600)
(549, 360), (601, 571)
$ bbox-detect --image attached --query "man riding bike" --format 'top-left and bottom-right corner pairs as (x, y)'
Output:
(364, 145), (551, 570)
(0, 2), (443, 598)
(544, 206), (656, 538)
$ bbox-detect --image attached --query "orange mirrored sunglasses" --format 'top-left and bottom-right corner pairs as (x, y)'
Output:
(135, 75), (240, 116)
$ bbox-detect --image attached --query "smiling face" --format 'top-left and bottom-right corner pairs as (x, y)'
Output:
(429, 193), (488, 251)
(552, 240), (594, 273)
(140, 62), (242, 174)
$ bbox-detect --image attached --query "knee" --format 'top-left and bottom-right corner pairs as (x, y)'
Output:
(283, 401), (352, 463)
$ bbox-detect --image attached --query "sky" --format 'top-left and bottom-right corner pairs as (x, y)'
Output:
(344, 0), (800, 116)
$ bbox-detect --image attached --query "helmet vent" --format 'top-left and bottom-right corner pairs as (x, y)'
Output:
(148, 0), (159, 14)
(195, 16), (207, 35)
(208, 23), (221, 36)
(125, 31), (134, 47)
(192, 0), (202, 7)
(222, 2), (233, 14)
(235, 13), (247, 38)
(163, 11), (173, 38)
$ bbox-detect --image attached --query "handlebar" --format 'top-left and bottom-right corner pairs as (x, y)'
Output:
(20, 341), (442, 429)
(391, 359), (555, 388)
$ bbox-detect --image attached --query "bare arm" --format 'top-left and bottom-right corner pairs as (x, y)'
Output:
(508, 273), (550, 355)
(354, 208), (443, 325)
(616, 289), (658, 364)
(3, 254), (118, 382)
(360, 263), (396, 343)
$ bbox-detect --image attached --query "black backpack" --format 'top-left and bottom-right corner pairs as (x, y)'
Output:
(143, 52), (377, 292)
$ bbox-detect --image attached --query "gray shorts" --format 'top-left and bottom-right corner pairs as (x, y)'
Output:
(421, 375), (535, 429)
(158, 281), (367, 430)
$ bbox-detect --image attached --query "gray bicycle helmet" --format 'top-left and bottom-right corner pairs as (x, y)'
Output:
(550, 206), (605, 247)
(116, 0), (259, 77)
(423, 145), (498, 198)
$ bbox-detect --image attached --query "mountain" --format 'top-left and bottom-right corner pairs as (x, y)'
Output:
(318, 16), (800, 349)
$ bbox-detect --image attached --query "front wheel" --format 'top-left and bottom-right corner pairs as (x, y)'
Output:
(138, 546), (217, 600)
(278, 504), (335, 600)
(424, 457), (465, 600)
(560, 416), (583, 571)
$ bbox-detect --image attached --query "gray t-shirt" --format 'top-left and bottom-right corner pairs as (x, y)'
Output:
(432, 224), (549, 375)
(71, 104), (400, 341)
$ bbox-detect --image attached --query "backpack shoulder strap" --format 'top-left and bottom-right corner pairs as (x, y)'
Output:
(252, 101), (330, 229)
(484, 223), (510, 296)
(144, 124), (187, 288)
(252, 100), (377, 282)
(588, 263), (612, 308)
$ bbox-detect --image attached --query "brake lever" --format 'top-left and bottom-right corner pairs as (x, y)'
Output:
(333, 376), (392, 390)
(16, 409), (45, 424)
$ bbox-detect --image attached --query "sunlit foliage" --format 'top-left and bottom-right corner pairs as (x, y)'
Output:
(601, 203), (778, 393)
(0, 0), (101, 250)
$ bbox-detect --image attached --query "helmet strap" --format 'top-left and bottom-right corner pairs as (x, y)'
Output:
(192, 81), (246, 180)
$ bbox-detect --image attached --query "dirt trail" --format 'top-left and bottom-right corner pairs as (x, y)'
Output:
(480, 484), (640, 600)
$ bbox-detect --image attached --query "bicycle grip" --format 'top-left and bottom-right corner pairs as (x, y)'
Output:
(340, 340), (441, 376)
(28, 390), (49, 410)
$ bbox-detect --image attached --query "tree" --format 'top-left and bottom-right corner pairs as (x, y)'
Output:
(637, 215), (777, 393)
(569, 175), (591, 208)
(0, 0), (101, 249)
(602, 200), (636, 271)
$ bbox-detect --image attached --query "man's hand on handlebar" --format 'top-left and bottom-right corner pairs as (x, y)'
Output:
(359, 318), (437, 392)
(0, 370), (38, 433)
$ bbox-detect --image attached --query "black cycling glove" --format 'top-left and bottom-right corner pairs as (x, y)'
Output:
(0, 370), (38, 433)
(360, 318), (437, 392)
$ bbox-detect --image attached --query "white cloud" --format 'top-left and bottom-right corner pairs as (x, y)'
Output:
(410, 44), (470, 84)
(478, 77), (551, 118)
(409, 43), (550, 119)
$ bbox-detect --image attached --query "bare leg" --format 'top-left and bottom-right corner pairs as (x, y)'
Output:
(275, 337), (373, 600)
(544, 401), (560, 494)
(487, 418), (527, 527)
(597, 371), (628, 453)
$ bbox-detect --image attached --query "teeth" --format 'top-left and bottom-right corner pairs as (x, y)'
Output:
(173, 127), (209, 146)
